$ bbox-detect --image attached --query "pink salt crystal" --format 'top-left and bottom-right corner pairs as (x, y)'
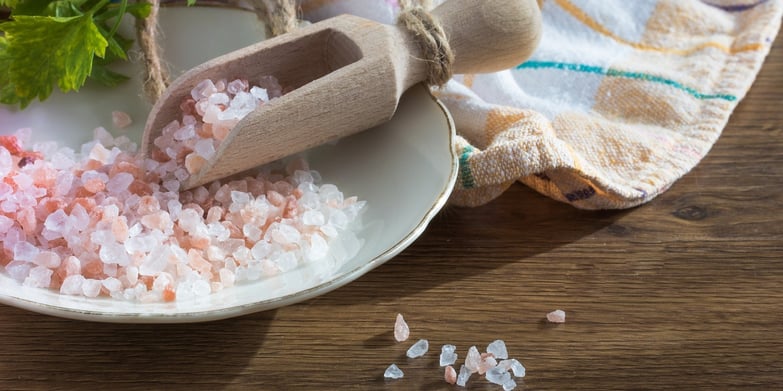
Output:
(444, 365), (457, 384)
(185, 153), (207, 174)
(465, 346), (481, 373)
(394, 313), (410, 342)
(33, 251), (61, 268)
(211, 123), (232, 141)
(478, 355), (498, 375)
(111, 111), (133, 129)
(547, 309), (566, 323)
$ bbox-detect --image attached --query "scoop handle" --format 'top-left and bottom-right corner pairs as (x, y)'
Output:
(431, 0), (542, 74)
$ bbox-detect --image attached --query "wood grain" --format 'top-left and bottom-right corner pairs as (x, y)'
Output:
(1, 20), (781, 391)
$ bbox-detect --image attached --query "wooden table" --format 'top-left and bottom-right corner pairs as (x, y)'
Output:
(1, 31), (781, 391)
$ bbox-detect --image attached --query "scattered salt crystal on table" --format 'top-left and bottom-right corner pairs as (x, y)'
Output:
(465, 345), (481, 373)
(486, 366), (512, 386)
(498, 359), (526, 378)
(487, 340), (509, 359)
(444, 365), (457, 384)
(384, 364), (404, 379)
(440, 344), (458, 366)
(406, 339), (429, 358)
(547, 309), (566, 323)
(456, 365), (472, 387)
(394, 313), (410, 342)
(478, 354), (498, 375)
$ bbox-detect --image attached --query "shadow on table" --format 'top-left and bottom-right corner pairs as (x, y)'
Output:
(0, 306), (273, 389)
(315, 183), (629, 306)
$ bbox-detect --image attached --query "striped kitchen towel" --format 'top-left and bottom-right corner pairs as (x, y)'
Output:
(301, 0), (783, 209)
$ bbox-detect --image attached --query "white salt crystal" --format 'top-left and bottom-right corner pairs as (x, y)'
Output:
(70, 204), (90, 232)
(394, 313), (409, 342)
(100, 242), (131, 266)
(192, 279), (212, 296)
(173, 124), (196, 141)
(307, 233), (328, 261)
(242, 224), (263, 242)
(194, 139), (216, 160)
(93, 126), (115, 147)
(302, 210), (325, 226)
(60, 275), (86, 295)
(249, 86), (269, 102)
(456, 365), (471, 387)
(250, 240), (271, 260)
(499, 359), (526, 378)
(269, 223), (301, 245)
(208, 92), (229, 105)
(102, 277), (122, 293)
(192, 79), (217, 100)
(13, 241), (39, 262)
(139, 246), (169, 276)
(440, 344), (458, 366)
(487, 340), (509, 359)
(24, 266), (53, 288)
(465, 346), (481, 373)
(406, 339), (429, 358)
(44, 209), (69, 233)
(384, 364), (404, 380)
(219, 268), (235, 288)
(88, 143), (111, 164)
(275, 252), (297, 272)
(163, 179), (180, 192)
(328, 209), (349, 229)
(486, 366), (512, 386)
(547, 309), (566, 323)
(0, 147), (11, 178)
(0, 215), (13, 232)
(5, 261), (32, 282)
(82, 279), (102, 298)
(226, 79), (248, 95)
(230, 190), (251, 206)
(33, 251), (61, 268)
(502, 378), (517, 391)
(107, 172), (134, 194)
(152, 273), (173, 292)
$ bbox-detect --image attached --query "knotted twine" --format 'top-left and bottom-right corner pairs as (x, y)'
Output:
(135, 0), (456, 102)
(397, 0), (455, 87)
(135, 0), (301, 102)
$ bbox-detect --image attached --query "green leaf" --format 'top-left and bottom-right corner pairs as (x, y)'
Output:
(102, 31), (134, 61)
(0, 0), (19, 8)
(1, 14), (108, 107)
(90, 63), (129, 87)
(8, 0), (50, 15)
(187, 0), (196, 6)
(0, 37), (22, 105)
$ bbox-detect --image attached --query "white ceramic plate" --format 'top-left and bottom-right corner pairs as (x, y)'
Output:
(0, 7), (457, 322)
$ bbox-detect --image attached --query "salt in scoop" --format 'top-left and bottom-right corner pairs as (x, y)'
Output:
(142, 0), (542, 189)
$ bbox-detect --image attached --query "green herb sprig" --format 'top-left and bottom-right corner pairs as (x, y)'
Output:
(0, 0), (152, 108)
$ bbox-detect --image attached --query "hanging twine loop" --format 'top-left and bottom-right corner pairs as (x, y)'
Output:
(397, 0), (455, 87)
(136, 0), (170, 102)
(136, 0), (300, 103)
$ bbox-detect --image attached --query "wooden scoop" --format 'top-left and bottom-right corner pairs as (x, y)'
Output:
(142, 0), (542, 189)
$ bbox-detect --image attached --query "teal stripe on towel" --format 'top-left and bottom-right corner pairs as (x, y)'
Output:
(517, 61), (737, 101)
(459, 146), (476, 189)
